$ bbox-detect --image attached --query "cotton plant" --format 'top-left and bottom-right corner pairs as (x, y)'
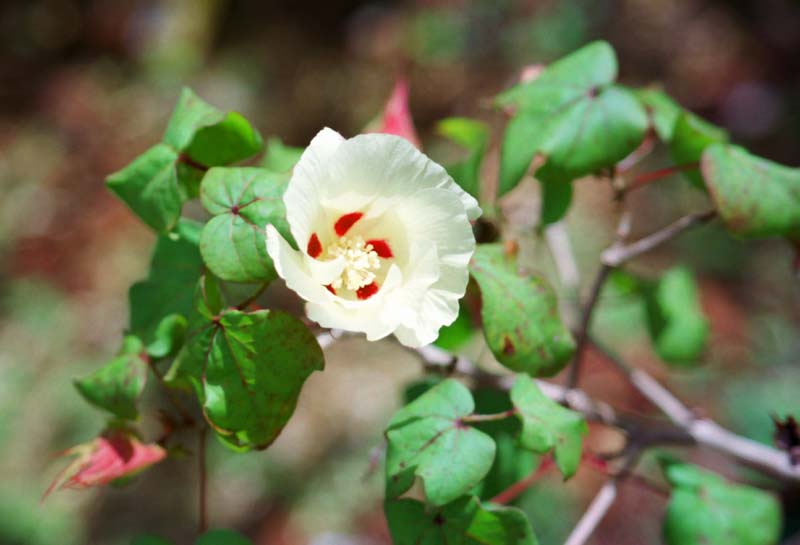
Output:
(50, 42), (800, 545)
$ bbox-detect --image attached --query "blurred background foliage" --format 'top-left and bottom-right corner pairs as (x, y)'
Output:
(0, 0), (799, 544)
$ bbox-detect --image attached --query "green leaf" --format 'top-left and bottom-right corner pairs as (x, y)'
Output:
(469, 244), (575, 376)
(261, 137), (304, 173)
(540, 177), (573, 225)
(644, 267), (709, 366)
(702, 143), (800, 239)
(662, 462), (781, 545)
(199, 167), (291, 283)
(669, 111), (728, 188)
(129, 219), (204, 347)
(163, 88), (262, 166)
(385, 379), (496, 506)
(497, 41), (647, 201)
(635, 88), (682, 141)
(173, 276), (324, 450)
(510, 376), (587, 478)
(74, 336), (147, 420)
(438, 117), (489, 200)
(195, 529), (253, 545)
(385, 496), (538, 545)
(434, 300), (474, 351)
(146, 313), (187, 359)
(106, 144), (182, 232)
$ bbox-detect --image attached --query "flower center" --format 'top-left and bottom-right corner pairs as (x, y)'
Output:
(326, 235), (381, 291)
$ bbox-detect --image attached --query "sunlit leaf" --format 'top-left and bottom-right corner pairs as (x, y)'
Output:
(497, 40), (647, 211)
(172, 276), (324, 450)
(510, 376), (587, 478)
(702, 143), (800, 239)
(470, 244), (575, 376)
(199, 167), (290, 283)
(106, 144), (182, 232)
(385, 496), (538, 545)
(662, 461), (781, 545)
(385, 379), (495, 506)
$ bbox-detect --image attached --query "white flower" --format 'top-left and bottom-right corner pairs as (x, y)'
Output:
(265, 128), (481, 347)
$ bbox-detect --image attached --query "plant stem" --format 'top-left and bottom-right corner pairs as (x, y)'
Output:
(461, 409), (517, 423)
(198, 426), (208, 534)
(179, 153), (209, 172)
(490, 456), (555, 504)
(565, 263), (611, 391)
(626, 162), (699, 192)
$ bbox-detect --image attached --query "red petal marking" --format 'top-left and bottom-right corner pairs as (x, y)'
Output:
(356, 282), (379, 300)
(307, 233), (322, 258)
(334, 212), (363, 236)
(366, 239), (394, 258)
(325, 284), (336, 295)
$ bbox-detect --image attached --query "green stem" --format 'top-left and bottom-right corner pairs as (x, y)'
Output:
(460, 409), (517, 423)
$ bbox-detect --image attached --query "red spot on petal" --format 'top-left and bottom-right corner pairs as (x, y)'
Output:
(334, 212), (363, 236)
(325, 284), (336, 295)
(366, 239), (394, 258)
(307, 233), (322, 258)
(356, 282), (379, 300)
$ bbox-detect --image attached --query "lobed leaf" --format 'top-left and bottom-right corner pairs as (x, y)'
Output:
(497, 41), (647, 217)
(662, 462), (782, 545)
(510, 376), (587, 478)
(669, 111), (728, 188)
(199, 167), (291, 283)
(385, 379), (496, 506)
(469, 244), (575, 376)
(385, 496), (538, 545)
(172, 276), (324, 450)
(635, 88), (682, 141)
(702, 143), (800, 239)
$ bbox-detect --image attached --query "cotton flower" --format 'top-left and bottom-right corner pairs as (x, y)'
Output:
(266, 128), (480, 347)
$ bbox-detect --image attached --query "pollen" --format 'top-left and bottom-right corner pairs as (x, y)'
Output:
(326, 235), (382, 291)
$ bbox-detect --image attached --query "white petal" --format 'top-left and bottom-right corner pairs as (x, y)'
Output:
(265, 225), (330, 304)
(323, 134), (481, 220)
(284, 128), (345, 247)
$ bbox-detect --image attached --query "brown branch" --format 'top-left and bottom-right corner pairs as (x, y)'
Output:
(626, 162), (699, 192)
(566, 263), (612, 390)
(602, 210), (717, 267)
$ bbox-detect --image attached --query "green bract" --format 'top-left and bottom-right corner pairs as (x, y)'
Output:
(498, 41), (647, 223)
(74, 336), (147, 420)
(702, 143), (800, 239)
(199, 167), (291, 283)
(385, 496), (537, 545)
(172, 276), (324, 450)
(385, 379), (496, 506)
(510, 376), (587, 478)
(469, 244), (575, 376)
(662, 462), (781, 545)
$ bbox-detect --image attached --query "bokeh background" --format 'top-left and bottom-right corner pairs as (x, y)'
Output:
(1, 0), (799, 544)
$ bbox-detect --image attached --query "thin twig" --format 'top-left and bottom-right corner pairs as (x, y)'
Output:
(179, 153), (209, 172)
(602, 210), (717, 267)
(566, 264), (612, 390)
(461, 409), (517, 423)
(198, 426), (208, 534)
(563, 451), (641, 545)
(490, 456), (555, 504)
